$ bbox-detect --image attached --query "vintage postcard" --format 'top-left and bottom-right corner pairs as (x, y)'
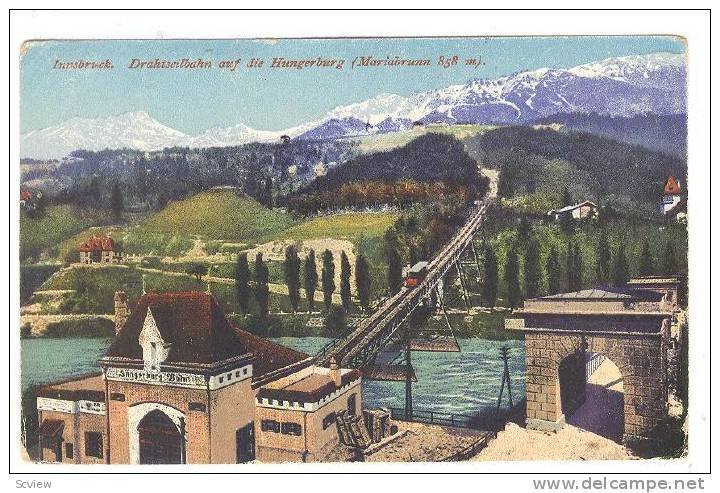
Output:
(12, 12), (708, 479)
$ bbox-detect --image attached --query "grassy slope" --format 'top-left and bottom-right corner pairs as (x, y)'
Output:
(137, 188), (297, 243)
(278, 212), (398, 241)
(20, 205), (112, 261)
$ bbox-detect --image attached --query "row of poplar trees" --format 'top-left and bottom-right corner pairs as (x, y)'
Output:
(233, 246), (373, 317)
(480, 231), (680, 309)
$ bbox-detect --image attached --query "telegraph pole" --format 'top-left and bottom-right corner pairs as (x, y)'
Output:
(404, 324), (413, 420)
(496, 346), (514, 411)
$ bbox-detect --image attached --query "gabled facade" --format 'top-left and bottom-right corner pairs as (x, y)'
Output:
(36, 292), (361, 464)
(661, 175), (683, 215)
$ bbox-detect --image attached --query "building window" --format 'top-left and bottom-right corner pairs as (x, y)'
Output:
(281, 422), (302, 436)
(243, 368), (248, 375)
(65, 443), (74, 459)
(347, 394), (357, 416)
(322, 412), (336, 430)
(84, 432), (103, 459)
(188, 402), (206, 412)
(260, 420), (280, 433)
(110, 393), (125, 401)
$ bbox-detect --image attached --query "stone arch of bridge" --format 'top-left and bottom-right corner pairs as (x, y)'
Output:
(525, 331), (666, 442)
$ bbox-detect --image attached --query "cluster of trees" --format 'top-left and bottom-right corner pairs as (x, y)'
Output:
(383, 197), (473, 294)
(479, 229), (681, 309)
(300, 133), (487, 198)
(533, 112), (687, 158)
(26, 139), (355, 215)
(468, 126), (686, 211)
(287, 180), (470, 215)
(232, 246), (373, 319)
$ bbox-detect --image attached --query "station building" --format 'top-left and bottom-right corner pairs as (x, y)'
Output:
(36, 291), (362, 464)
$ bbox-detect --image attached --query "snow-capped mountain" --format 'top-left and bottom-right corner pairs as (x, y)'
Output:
(20, 111), (190, 160)
(21, 52), (685, 159)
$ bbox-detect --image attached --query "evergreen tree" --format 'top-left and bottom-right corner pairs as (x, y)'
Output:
(284, 245), (301, 312)
(110, 182), (124, 220)
(595, 231), (611, 284)
(324, 306), (347, 337)
(518, 216), (532, 243)
(321, 249), (336, 311)
(262, 177), (274, 208)
(386, 244), (403, 294)
(546, 245), (561, 295)
(340, 251), (352, 311)
(559, 188), (575, 234)
(524, 236), (541, 298)
(481, 244), (498, 308)
(662, 241), (679, 276)
(234, 253), (252, 315)
(355, 254), (372, 312)
(566, 241), (576, 291)
(303, 249), (318, 311)
(638, 240), (655, 276)
(254, 253), (270, 318)
(505, 246), (522, 309)
(572, 243), (583, 291)
(612, 244), (630, 286)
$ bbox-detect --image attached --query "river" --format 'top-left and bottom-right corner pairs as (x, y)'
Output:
(21, 337), (525, 416)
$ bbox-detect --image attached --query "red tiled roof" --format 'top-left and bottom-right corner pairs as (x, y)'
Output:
(664, 175), (681, 195)
(231, 327), (309, 377)
(20, 190), (32, 201)
(103, 292), (308, 375)
(78, 236), (117, 252)
(257, 369), (361, 403)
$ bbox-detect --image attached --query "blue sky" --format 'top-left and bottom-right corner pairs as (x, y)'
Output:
(20, 36), (685, 134)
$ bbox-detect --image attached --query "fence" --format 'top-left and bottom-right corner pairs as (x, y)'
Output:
(389, 400), (526, 432)
(586, 353), (606, 379)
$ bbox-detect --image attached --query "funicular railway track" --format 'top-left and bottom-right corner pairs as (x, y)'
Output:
(316, 184), (496, 370)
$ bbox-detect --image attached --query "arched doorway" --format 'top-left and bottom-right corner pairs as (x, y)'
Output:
(558, 351), (587, 417)
(566, 353), (625, 443)
(137, 409), (183, 464)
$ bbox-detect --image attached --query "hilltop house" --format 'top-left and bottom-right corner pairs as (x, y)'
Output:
(36, 292), (362, 464)
(78, 236), (123, 264)
(661, 175), (686, 223)
(547, 201), (598, 222)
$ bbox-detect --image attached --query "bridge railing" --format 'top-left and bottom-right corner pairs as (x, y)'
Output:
(586, 353), (606, 379)
(388, 399), (525, 432)
(317, 199), (493, 368)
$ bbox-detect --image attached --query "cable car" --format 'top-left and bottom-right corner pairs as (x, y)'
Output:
(404, 261), (429, 288)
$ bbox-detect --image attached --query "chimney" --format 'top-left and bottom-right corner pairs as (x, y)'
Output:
(329, 357), (342, 387)
(114, 291), (129, 335)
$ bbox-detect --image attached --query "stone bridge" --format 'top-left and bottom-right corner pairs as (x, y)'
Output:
(507, 280), (680, 445)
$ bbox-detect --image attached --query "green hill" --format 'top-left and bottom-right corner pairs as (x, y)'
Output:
(20, 205), (112, 261)
(280, 212), (399, 241)
(137, 188), (297, 243)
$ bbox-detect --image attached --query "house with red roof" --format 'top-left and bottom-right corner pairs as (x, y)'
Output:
(78, 236), (122, 264)
(661, 175), (683, 215)
(36, 291), (362, 464)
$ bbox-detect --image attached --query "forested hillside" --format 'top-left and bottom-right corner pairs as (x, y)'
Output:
(465, 126), (686, 214)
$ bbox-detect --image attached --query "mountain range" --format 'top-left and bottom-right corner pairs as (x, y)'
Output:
(21, 52), (686, 159)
